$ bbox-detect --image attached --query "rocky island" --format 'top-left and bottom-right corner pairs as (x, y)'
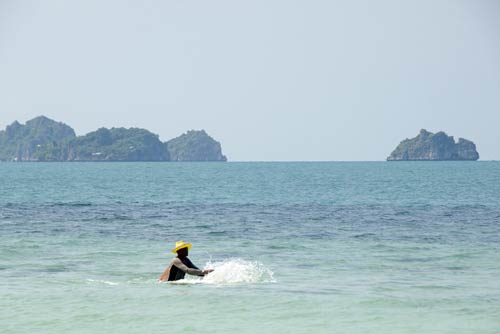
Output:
(0, 116), (227, 162)
(387, 129), (479, 161)
(166, 130), (226, 161)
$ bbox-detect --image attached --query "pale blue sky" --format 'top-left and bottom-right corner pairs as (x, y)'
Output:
(1, 0), (499, 160)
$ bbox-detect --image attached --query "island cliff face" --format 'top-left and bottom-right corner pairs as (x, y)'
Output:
(0, 116), (76, 161)
(387, 129), (479, 161)
(0, 116), (227, 162)
(166, 130), (227, 162)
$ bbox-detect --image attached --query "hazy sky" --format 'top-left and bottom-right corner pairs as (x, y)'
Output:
(1, 0), (499, 161)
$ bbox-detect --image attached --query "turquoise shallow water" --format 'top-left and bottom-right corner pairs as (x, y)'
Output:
(1, 162), (500, 334)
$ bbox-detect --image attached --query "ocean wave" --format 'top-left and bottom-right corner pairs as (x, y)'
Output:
(47, 202), (93, 207)
(86, 278), (119, 286)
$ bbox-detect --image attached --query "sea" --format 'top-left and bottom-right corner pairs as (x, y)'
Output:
(1, 162), (499, 334)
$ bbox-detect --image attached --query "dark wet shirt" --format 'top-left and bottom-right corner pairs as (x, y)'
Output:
(167, 257), (204, 281)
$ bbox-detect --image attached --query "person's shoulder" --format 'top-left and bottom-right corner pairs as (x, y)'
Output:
(171, 258), (182, 265)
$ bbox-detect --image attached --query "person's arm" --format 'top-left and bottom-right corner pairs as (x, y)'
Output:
(185, 258), (213, 275)
(158, 263), (172, 282)
(172, 258), (205, 276)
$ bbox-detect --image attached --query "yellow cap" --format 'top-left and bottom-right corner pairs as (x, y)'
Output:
(171, 240), (192, 254)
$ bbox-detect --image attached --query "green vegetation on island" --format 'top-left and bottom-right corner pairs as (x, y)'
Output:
(68, 127), (169, 161)
(0, 116), (227, 162)
(166, 130), (227, 162)
(0, 116), (76, 161)
(387, 129), (479, 161)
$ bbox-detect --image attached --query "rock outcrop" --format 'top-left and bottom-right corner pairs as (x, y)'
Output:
(166, 130), (227, 161)
(0, 116), (76, 161)
(387, 129), (479, 161)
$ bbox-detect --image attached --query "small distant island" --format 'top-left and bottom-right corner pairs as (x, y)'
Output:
(0, 116), (227, 162)
(387, 129), (479, 161)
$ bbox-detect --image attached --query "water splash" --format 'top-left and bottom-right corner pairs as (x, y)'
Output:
(198, 258), (275, 284)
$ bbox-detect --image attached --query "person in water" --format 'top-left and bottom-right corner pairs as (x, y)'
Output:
(158, 240), (213, 282)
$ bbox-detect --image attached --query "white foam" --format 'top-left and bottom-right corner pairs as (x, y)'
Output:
(86, 278), (119, 286)
(189, 258), (275, 284)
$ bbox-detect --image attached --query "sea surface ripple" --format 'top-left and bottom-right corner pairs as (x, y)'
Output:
(1, 162), (499, 333)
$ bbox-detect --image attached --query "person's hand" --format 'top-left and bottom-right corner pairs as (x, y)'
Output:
(202, 269), (214, 275)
